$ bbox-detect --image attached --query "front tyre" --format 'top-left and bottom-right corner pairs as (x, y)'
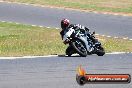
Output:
(72, 40), (87, 57)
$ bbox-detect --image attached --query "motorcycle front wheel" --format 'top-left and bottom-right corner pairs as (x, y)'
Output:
(72, 40), (87, 57)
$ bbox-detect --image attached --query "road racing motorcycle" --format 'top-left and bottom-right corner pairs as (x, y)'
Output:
(64, 29), (105, 57)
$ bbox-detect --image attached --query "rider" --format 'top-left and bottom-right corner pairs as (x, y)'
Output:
(60, 18), (96, 53)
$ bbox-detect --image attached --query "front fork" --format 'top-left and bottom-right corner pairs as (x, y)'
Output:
(78, 36), (91, 52)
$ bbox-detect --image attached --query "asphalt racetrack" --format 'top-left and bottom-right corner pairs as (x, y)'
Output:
(0, 2), (132, 88)
(0, 53), (132, 88)
(0, 2), (132, 38)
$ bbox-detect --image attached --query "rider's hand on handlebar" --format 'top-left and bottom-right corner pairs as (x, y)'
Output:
(63, 38), (70, 44)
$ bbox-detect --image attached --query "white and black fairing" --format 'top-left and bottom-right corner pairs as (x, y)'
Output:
(60, 24), (105, 56)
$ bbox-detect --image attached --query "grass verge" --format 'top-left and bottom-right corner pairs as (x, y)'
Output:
(0, 22), (132, 56)
(4, 0), (132, 14)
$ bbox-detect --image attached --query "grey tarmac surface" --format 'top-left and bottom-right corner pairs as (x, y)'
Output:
(0, 53), (132, 88)
(0, 2), (132, 38)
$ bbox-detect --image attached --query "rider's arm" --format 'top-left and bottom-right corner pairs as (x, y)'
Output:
(60, 30), (64, 40)
(63, 28), (75, 44)
(85, 27), (90, 32)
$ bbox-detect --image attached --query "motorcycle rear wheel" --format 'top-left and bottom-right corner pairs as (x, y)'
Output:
(96, 46), (105, 56)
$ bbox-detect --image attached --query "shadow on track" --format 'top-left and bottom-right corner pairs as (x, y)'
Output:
(58, 54), (81, 57)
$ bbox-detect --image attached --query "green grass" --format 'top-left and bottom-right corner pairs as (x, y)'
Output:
(0, 22), (132, 56)
(0, 22), (66, 56)
(5, 0), (132, 13)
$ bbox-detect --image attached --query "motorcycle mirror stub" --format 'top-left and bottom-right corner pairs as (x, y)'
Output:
(93, 31), (95, 34)
(76, 66), (131, 85)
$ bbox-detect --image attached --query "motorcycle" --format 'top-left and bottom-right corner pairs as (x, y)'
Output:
(65, 29), (105, 57)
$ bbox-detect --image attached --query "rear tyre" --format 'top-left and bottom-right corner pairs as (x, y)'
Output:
(72, 40), (87, 57)
(96, 46), (105, 56)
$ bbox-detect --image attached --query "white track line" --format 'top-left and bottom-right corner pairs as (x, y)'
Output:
(31, 25), (37, 27)
(0, 55), (58, 59)
(106, 52), (126, 54)
(101, 35), (105, 37)
(1, 21), (6, 23)
(114, 37), (118, 39)
(106, 36), (111, 38)
(46, 27), (51, 29)
(0, 52), (131, 59)
(39, 26), (44, 28)
(55, 28), (60, 29)
(123, 37), (128, 40)
(129, 39), (132, 40)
